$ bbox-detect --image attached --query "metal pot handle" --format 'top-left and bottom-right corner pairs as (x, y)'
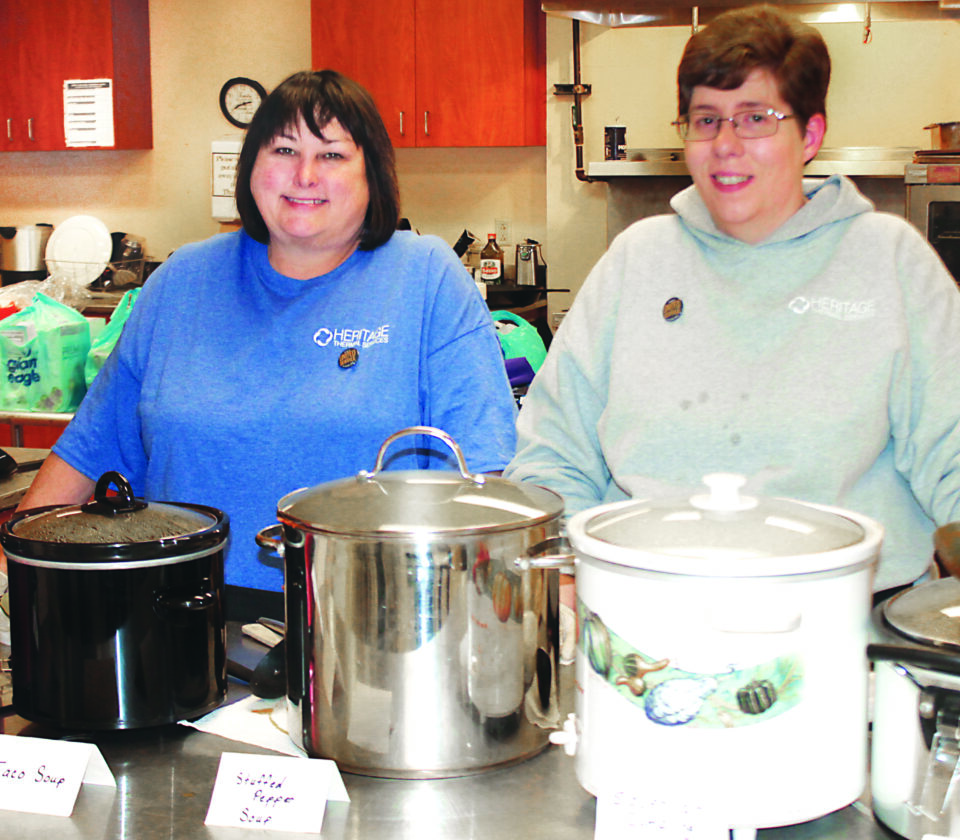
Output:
(516, 536), (576, 575)
(358, 426), (486, 486)
(256, 524), (284, 556)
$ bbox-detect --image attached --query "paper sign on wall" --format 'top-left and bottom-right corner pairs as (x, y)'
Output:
(205, 751), (349, 834)
(63, 79), (115, 148)
(0, 734), (116, 817)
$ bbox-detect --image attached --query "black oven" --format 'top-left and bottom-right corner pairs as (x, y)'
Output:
(906, 153), (960, 284)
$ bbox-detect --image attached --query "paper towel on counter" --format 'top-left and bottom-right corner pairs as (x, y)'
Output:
(180, 696), (306, 757)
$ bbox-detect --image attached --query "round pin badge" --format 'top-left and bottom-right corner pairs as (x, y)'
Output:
(663, 297), (684, 322)
(338, 348), (359, 369)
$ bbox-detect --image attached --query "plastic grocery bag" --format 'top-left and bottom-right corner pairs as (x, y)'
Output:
(85, 287), (140, 387)
(490, 310), (547, 372)
(0, 292), (91, 412)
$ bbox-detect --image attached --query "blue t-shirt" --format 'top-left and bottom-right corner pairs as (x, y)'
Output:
(55, 230), (517, 590)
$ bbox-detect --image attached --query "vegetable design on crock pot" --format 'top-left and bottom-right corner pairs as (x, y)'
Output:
(577, 599), (802, 729)
(583, 612), (613, 678)
(736, 678), (778, 715)
(615, 653), (670, 696)
(644, 676), (719, 726)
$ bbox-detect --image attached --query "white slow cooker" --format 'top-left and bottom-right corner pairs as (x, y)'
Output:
(553, 474), (883, 838)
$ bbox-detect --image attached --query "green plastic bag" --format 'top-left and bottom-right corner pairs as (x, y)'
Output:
(85, 287), (140, 387)
(489, 310), (547, 373)
(0, 292), (91, 412)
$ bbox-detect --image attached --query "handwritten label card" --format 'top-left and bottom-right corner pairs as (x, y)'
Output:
(205, 752), (349, 833)
(0, 734), (116, 817)
(595, 790), (730, 840)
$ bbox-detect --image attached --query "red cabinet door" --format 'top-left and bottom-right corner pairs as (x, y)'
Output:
(2, 0), (150, 152)
(312, 0), (417, 148)
(414, 0), (527, 147)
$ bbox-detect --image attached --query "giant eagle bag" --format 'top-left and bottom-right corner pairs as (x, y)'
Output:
(0, 292), (91, 412)
(85, 287), (140, 387)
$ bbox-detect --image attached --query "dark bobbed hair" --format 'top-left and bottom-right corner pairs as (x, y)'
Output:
(235, 70), (400, 250)
(677, 5), (830, 133)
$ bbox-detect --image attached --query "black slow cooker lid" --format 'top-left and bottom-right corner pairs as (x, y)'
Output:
(1, 471), (228, 563)
(882, 577), (960, 650)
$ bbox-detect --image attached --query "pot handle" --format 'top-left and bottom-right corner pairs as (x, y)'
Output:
(358, 426), (486, 486)
(81, 471), (147, 516)
(867, 643), (960, 676)
(516, 536), (576, 575)
(155, 589), (217, 614)
(256, 524), (284, 556)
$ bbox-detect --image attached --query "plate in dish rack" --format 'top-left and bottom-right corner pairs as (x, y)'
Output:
(45, 214), (113, 285)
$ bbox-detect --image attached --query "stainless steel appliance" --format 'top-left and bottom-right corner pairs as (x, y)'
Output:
(0, 224), (52, 285)
(906, 152), (960, 283)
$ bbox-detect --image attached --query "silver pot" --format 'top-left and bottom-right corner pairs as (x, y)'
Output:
(869, 577), (960, 840)
(261, 426), (566, 778)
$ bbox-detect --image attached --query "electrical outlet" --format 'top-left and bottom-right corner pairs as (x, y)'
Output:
(495, 219), (511, 245)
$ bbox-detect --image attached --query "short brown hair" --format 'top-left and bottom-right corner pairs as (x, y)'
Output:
(235, 70), (400, 250)
(677, 5), (830, 132)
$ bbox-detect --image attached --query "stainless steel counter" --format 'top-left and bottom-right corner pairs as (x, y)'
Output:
(0, 447), (48, 509)
(0, 625), (892, 839)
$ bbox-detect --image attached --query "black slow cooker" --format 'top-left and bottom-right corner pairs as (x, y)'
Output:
(0, 471), (229, 729)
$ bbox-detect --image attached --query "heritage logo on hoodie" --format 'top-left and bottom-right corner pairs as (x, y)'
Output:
(788, 296), (876, 321)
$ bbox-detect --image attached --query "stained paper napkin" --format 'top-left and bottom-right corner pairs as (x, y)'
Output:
(180, 696), (307, 757)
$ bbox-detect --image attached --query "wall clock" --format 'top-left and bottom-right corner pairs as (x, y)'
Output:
(219, 77), (266, 129)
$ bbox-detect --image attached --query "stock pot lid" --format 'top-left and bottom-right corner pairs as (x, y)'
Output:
(278, 471), (564, 535)
(569, 473), (881, 577)
(881, 577), (960, 650)
(0, 471), (228, 563)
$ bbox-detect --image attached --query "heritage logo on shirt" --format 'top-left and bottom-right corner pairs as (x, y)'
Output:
(788, 296), (876, 321)
(312, 324), (391, 349)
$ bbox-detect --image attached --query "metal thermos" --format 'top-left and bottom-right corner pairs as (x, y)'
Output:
(515, 240), (545, 287)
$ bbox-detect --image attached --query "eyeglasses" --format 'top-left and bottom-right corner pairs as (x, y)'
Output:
(673, 108), (797, 141)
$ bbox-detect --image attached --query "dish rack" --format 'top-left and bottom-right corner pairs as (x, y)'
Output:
(46, 257), (146, 290)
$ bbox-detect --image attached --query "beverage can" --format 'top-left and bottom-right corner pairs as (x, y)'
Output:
(604, 125), (627, 161)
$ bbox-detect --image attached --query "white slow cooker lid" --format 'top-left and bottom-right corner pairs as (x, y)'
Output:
(568, 473), (883, 577)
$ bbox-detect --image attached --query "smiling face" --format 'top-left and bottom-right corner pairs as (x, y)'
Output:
(683, 67), (825, 244)
(250, 115), (370, 278)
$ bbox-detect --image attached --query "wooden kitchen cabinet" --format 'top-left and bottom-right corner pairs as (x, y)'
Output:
(0, 0), (152, 152)
(311, 0), (545, 148)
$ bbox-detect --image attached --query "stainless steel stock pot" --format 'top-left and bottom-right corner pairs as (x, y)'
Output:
(262, 426), (566, 778)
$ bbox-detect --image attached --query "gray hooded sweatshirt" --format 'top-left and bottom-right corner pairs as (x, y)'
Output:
(506, 175), (960, 589)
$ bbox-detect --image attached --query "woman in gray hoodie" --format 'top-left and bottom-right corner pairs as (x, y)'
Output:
(506, 5), (960, 593)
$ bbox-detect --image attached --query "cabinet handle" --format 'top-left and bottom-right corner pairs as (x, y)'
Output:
(424, 111), (429, 136)
(27, 118), (34, 142)
(399, 111), (405, 136)
(6, 118), (11, 142)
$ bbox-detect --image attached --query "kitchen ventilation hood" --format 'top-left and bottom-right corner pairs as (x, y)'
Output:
(542, 0), (960, 27)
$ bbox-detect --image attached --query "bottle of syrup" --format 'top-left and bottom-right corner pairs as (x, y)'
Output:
(479, 233), (504, 285)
